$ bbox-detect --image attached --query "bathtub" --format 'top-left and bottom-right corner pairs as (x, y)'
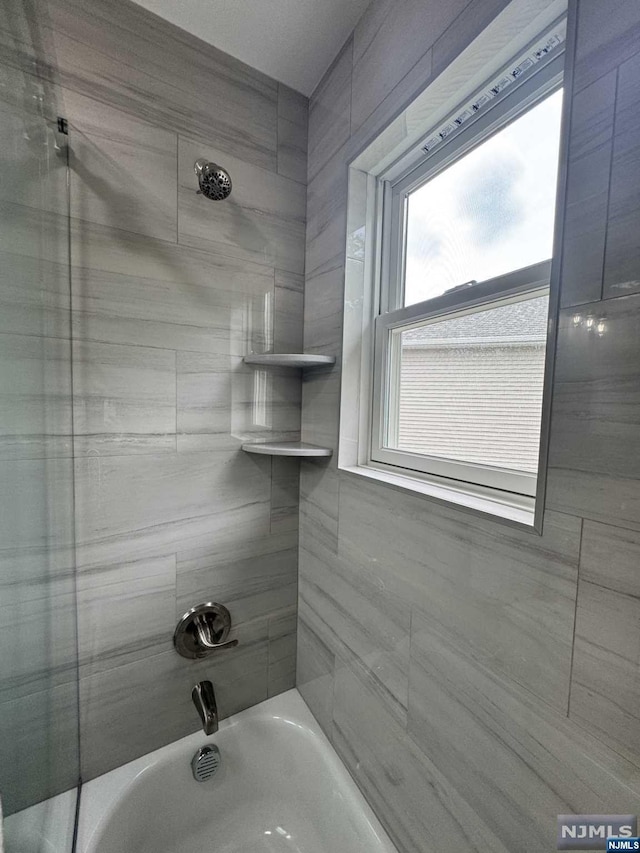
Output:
(76, 689), (398, 853)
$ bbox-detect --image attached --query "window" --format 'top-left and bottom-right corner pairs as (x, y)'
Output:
(371, 79), (563, 499)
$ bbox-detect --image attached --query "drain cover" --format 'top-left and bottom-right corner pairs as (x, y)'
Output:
(192, 744), (221, 782)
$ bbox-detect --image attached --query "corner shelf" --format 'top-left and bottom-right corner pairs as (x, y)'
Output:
(243, 353), (336, 368)
(241, 441), (333, 458)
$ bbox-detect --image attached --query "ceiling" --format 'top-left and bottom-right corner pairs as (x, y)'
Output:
(130, 0), (370, 96)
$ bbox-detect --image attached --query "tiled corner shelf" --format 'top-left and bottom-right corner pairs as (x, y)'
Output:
(243, 353), (336, 368)
(241, 441), (333, 458)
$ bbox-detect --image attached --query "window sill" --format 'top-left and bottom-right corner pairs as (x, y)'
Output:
(340, 463), (538, 530)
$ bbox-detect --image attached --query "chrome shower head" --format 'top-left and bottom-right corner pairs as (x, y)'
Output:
(194, 159), (232, 201)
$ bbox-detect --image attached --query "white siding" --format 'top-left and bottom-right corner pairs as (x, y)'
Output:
(397, 343), (546, 473)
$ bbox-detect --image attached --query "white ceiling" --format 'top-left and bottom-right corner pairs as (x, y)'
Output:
(131, 0), (370, 96)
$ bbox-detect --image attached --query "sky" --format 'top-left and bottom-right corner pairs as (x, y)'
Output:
(404, 89), (564, 307)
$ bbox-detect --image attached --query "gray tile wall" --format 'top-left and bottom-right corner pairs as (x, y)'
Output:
(0, 0), (307, 788)
(298, 1), (640, 851)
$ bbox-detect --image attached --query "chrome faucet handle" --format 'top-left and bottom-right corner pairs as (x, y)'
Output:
(192, 613), (239, 652)
(192, 680), (218, 736)
(174, 602), (240, 659)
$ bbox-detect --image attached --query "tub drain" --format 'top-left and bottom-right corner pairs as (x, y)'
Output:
(192, 744), (221, 782)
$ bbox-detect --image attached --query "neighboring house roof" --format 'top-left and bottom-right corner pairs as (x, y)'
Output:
(402, 296), (548, 347)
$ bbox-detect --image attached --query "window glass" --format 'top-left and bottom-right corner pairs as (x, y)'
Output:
(388, 293), (548, 475)
(403, 90), (562, 307)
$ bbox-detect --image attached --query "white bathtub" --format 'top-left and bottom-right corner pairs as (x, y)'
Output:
(76, 689), (398, 853)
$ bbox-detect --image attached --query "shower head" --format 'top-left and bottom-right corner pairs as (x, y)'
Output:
(194, 159), (232, 201)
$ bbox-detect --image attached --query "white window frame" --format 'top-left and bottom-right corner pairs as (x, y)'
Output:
(370, 56), (564, 499)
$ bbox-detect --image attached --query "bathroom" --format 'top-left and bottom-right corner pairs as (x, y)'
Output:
(0, 0), (639, 850)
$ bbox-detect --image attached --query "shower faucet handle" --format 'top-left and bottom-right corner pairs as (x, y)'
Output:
(174, 602), (239, 660)
(192, 613), (239, 652)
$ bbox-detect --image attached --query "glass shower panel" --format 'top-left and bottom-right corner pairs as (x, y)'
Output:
(0, 59), (80, 851)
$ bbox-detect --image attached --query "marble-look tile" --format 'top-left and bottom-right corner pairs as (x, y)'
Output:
(305, 152), (349, 277)
(0, 249), (70, 341)
(6, 0), (278, 172)
(299, 462), (339, 554)
(176, 352), (234, 451)
(274, 272), (304, 353)
(332, 659), (512, 853)
(300, 521), (411, 724)
(0, 203), (71, 341)
(74, 450), (272, 569)
(277, 84), (308, 127)
(277, 85), (308, 185)
(66, 93), (177, 242)
(80, 617), (270, 780)
(301, 370), (340, 454)
(408, 610), (640, 852)
(0, 576), (77, 703)
(0, 198), (66, 259)
(547, 468), (640, 534)
(268, 608), (297, 697)
(270, 456), (300, 534)
(296, 609), (335, 735)
(0, 682), (80, 815)
(350, 0), (468, 132)
(303, 265), (344, 354)
(277, 115), (308, 185)
(338, 476), (581, 713)
(604, 51), (640, 298)
(70, 221), (273, 355)
(72, 340), (176, 456)
(77, 554), (176, 677)
(573, 0), (640, 92)
(275, 268), (303, 293)
(431, 0), (510, 80)
(70, 218), (273, 292)
(579, 519), (640, 593)
(176, 530), (297, 626)
(0, 99), (68, 215)
(178, 136), (306, 275)
(347, 48), (430, 169)
(307, 38), (352, 182)
(0, 456), (75, 585)
(570, 521), (640, 765)
(547, 296), (640, 530)
(227, 364), (302, 447)
(0, 334), (72, 460)
(561, 71), (616, 308)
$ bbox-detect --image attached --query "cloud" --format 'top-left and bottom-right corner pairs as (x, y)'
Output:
(455, 154), (524, 244)
(403, 89), (563, 306)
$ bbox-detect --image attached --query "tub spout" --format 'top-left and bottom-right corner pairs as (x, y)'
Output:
(192, 680), (218, 735)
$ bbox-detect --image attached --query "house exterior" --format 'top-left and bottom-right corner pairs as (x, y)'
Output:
(398, 297), (548, 474)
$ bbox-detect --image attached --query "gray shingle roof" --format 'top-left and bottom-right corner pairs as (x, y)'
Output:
(402, 296), (548, 346)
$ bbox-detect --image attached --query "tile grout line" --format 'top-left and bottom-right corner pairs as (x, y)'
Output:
(348, 35), (354, 139)
(600, 66), (620, 301)
(405, 605), (414, 732)
(276, 84), (280, 178)
(566, 515), (585, 719)
(175, 132), (179, 245)
(269, 455), (274, 535)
